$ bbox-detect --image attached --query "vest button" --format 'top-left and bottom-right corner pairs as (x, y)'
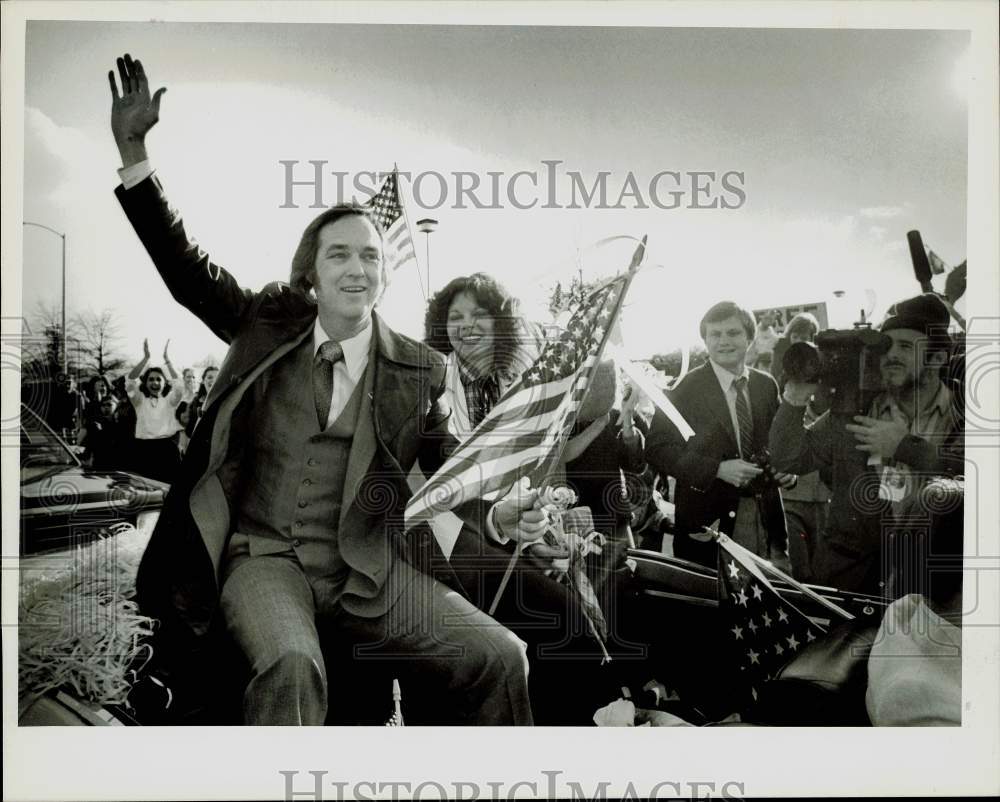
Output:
(292, 539), (301, 547)
(298, 500), (307, 508)
(307, 458), (317, 467)
(303, 478), (312, 486)
(295, 520), (303, 528)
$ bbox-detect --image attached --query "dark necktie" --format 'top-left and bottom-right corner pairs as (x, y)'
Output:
(733, 375), (755, 460)
(313, 339), (344, 429)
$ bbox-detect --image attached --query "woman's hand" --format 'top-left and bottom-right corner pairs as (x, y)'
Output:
(109, 53), (166, 167)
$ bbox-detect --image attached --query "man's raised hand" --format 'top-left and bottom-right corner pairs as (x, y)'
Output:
(109, 54), (166, 167)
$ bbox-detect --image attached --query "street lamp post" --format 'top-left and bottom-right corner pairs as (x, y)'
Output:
(23, 221), (67, 373)
(416, 218), (438, 296)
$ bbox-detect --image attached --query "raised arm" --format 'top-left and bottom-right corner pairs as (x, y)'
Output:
(128, 338), (151, 381)
(109, 54), (254, 344)
(162, 339), (178, 380)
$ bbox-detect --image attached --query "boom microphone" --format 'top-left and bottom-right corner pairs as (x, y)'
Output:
(907, 230), (934, 293)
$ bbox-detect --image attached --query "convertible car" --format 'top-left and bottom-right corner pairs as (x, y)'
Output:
(18, 400), (952, 727)
(19, 403), (166, 555)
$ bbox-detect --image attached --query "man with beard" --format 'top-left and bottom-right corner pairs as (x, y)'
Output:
(769, 293), (963, 596)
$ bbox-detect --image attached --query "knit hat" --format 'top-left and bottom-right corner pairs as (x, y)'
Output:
(880, 293), (950, 339)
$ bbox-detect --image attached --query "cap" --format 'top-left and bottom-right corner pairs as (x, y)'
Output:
(880, 293), (950, 339)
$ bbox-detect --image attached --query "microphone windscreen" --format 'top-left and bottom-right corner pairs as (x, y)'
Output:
(907, 230), (933, 289)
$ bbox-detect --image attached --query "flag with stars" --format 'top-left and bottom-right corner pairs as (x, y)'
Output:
(717, 532), (827, 707)
(403, 273), (631, 533)
(365, 170), (417, 273)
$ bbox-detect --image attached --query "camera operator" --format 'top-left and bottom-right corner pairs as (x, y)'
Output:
(769, 294), (963, 596)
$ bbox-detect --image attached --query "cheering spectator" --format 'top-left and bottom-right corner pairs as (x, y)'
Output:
(179, 367), (198, 404)
(81, 375), (113, 429)
(81, 395), (126, 470)
(125, 338), (183, 482)
(185, 365), (219, 438)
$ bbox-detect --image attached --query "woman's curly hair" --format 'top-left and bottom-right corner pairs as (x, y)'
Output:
(424, 273), (528, 378)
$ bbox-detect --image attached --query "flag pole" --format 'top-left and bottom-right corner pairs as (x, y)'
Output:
(393, 164), (427, 302)
(487, 235), (648, 619)
(708, 526), (855, 621)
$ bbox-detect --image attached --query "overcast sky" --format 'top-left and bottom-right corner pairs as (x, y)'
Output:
(21, 21), (970, 368)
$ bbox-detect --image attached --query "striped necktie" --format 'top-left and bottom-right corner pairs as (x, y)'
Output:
(733, 375), (755, 460)
(314, 339), (344, 429)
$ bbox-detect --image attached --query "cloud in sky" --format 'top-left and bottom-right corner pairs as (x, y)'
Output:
(18, 23), (968, 366)
(859, 202), (913, 219)
(24, 106), (106, 206)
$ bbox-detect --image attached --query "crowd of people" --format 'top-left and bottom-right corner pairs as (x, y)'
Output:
(32, 52), (963, 728)
(30, 345), (218, 484)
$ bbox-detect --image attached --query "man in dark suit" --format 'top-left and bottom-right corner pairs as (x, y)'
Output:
(109, 54), (543, 725)
(645, 301), (792, 570)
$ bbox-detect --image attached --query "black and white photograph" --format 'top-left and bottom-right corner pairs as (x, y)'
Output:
(3, 1), (998, 799)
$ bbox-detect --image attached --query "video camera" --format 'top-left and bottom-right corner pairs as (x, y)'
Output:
(781, 323), (890, 417)
(780, 318), (892, 539)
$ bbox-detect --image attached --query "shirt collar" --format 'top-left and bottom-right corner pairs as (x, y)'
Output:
(874, 381), (952, 425)
(709, 358), (749, 394)
(312, 318), (373, 381)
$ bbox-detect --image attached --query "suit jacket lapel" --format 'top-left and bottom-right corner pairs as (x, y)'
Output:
(748, 372), (770, 448)
(700, 363), (738, 450)
(194, 320), (314, 580)
(339, 333), (379, 532)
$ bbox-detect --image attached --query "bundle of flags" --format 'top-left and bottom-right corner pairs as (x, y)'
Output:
(366, 170), (417, 274)
(716, 532), (845, 708)
(384, 678), (404, 727)
(403, 269), (633, 532)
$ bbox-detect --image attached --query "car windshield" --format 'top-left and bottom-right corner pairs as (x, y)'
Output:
(21, 407), (79, 482)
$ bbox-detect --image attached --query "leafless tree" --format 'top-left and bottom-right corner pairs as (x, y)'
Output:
(23, 301), (84, 377)
(74, 307), (127, 376)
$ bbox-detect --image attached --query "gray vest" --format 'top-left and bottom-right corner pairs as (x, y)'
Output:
(226, 335), (364, 611)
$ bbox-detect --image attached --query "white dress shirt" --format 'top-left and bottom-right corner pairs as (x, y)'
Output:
(119, 160), (510, 548)
(709, 358), (753, 455)
(119, 159), (154, 189)
(313, 318), (372, 428)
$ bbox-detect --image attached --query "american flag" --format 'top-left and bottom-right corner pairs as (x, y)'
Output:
(717, 533), (828, 707)
(927, 248), (949, 275)
(404, 273), (631, 533)
(366, 170), (417, 273)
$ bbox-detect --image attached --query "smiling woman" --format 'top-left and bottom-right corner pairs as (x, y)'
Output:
(423, 273), (538, 436)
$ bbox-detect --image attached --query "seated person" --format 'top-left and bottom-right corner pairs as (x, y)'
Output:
(110, 53), (542, 726)
(424, 275), (625, 723)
